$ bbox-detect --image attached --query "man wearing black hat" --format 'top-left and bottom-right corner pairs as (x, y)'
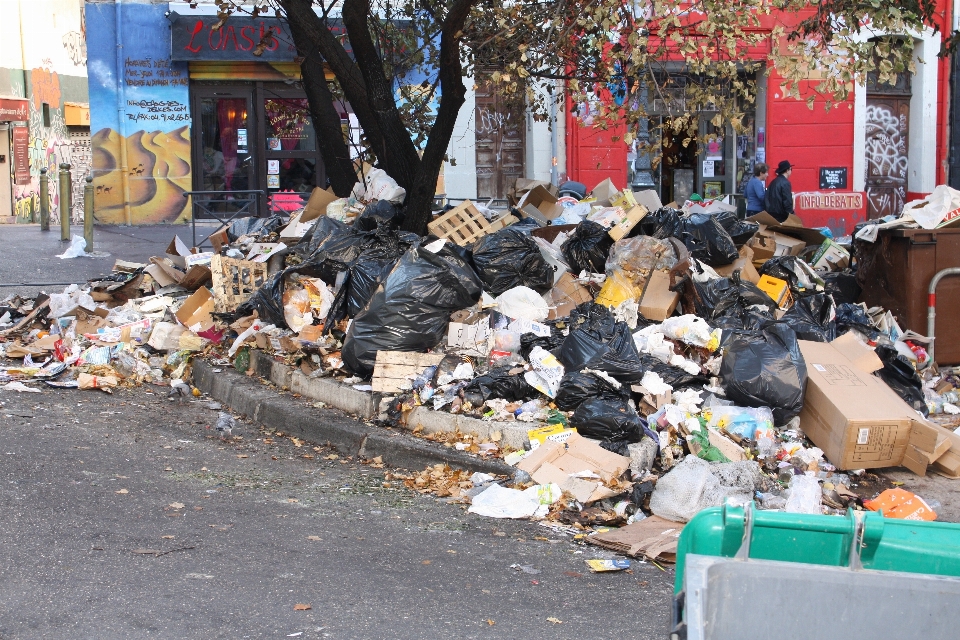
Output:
(764, 160), (794, 223)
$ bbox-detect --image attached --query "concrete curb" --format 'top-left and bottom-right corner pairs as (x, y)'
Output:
(192, 358), (515, 476)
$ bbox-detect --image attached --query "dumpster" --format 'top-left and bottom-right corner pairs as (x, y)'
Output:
(671, 502), (960, 640)
(856, 227), (960, 364)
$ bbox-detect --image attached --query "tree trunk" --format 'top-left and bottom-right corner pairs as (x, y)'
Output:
(287, 17), (357, 197)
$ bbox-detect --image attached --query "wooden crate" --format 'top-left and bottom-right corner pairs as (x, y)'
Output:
(427, 200), (492, 246)
(210, 255), (268, 313)
(371, 351), (445, 394)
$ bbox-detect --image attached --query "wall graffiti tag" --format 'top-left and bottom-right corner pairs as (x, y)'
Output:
(864, 101), (909, 219)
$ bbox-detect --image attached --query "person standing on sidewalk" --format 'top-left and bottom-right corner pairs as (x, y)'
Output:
(764, 160), (795, 223)
(744, 163), (768, 217)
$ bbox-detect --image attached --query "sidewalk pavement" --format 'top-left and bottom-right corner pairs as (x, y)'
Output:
(0, 223), (219, 297)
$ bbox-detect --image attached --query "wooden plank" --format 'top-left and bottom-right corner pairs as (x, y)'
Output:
(211, 255), (268, 312)
(371, 351), (445, 393)
(428, 200), (493, 246)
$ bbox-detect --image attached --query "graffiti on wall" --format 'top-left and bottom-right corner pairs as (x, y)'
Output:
(63, 1), (87, 67)
(13, 64), (74, 223)
(865, 101), (909, 219)
(87, 1), (192, 223)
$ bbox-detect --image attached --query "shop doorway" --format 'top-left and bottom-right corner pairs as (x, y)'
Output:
(0, 127), (10, 220)
(865, 71), (911, 219)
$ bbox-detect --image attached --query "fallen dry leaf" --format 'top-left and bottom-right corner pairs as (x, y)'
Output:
(324, 454), (339, 460)
(306, 536), (322, 541)
(293, 603), (311, 611)
(547, 617), (563, 624)
(164, 467), (173, 471)
(486, 619), (495, 626)
(169, 502), (185, 509)
(237, 454), (249, 459)
(116, 489), (129, 494)
(421, 560), (431, 565)
(287, 498), (299, 503)
(161, 535), (175, 539)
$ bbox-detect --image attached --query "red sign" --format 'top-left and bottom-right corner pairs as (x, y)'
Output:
(794, 191), (868, 236)
(12, 126), (30, 186)
(0, 97), (29, 122)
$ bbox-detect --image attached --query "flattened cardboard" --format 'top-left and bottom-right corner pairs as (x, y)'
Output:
(633, 189), (663, 213)
(165, 236), (194, 268)
(608, 205), (649, 241)
(590, 178), (619, 206)
(179, 265), (212, 291)
(797, 339), (920, 470)
(830, 332), (884, 374)
(144, 263), (177, 288)
(746, 211), (827, 246)
(638, 270), (679, 321)
(174, 288), (215, 333)
(517, 433), (630, 483)
(209, 228), (230, 253)
(302, 187), (338, 222)
(586, 515), (684, 561)
(149, 257), (184, 284)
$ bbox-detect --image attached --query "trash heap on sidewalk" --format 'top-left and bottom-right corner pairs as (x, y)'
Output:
(3, 172), (960, 547)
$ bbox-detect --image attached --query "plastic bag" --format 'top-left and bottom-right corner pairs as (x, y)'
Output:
(821, 271), (861, 305)
(703, 405), (775, 440)
(496, 286), (550, 322)
(570, 398), (645, 443)
(282, 287), (312, 332)
(680, 213), (739, 266)
(694, 273), (777, 328)
(874, 344), (928, 416)
(561, 220), (614, 273)
(352, 167), (406, 204)
(554, 371), (629, 411)
(235, 271), (287, 325)
(639, 207), (685, 240)
(519, 325), (565, 361)
(660, 315), (721, 351)
(471, 228), (553, 296)
(649, 455), (752, 523)
(719, 324), (808, 424)
(559, 303), (639, 372)
(57, 236), (89, 259)
(354, 199), (403, 231)
(464, 366), (536, 402)
(835, 303), (878, 339)
(785, 475), (822, 514)
(296, 215), (353, 260)
(714, 210), (760, 247)
(767, 293), (836, 342)
(227, 215), (284, 241)
(341, 242), (483, 377)
(758, 256), (824, 298)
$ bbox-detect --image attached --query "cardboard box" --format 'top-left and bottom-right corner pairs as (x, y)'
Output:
(517, 185), (564, 225)
(714, 245), (761, 284)
(797, 338), (924, 470)
(590, 178), (620, 207)
(608, 205), (649, 241)
(302, 187), (338, 222)
(773, 233), (806, 257)
(209, 228), (230, 253)
(530, 224), (578, 245)
(517, 434), (630, 503)
(165, 236), (195, 268)
(633, 189), (663, 213)
(175, 287), (215, 333)
(639, 270), (679, 321)
(757, 274), (793, 310)
(148, 257), (185, 285)
(811, 239), (851, 270)
(746, 211), (827, 246)
(508, 179), (556, 206)
(610, 189), (637, 209)
(748, 234), (777, 263)
(527, 424), (577, 450)
(549, 272), (594, 319)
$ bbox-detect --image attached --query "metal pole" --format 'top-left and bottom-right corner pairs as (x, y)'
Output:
(84, 174), (94, 253)
(927, 267), (960, 364)
(39, 167), (49, 231)
(59, 163), (72, 241)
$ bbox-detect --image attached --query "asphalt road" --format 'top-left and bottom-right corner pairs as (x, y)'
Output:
(0, 386), (674, 639)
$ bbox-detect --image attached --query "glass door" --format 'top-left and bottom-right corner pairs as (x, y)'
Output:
(258, 86), (325, 196)
(193, 87), (255, 193)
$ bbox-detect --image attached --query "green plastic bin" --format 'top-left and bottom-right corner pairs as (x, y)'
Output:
(671, 502), (960, 640)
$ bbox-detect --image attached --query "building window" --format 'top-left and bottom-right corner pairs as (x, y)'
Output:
(42, 103), (51, 128)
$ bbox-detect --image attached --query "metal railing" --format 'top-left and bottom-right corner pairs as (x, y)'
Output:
(183, 190), (265, 249)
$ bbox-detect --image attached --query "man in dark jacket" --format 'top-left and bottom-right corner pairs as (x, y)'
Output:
(764, 160), (794, 222)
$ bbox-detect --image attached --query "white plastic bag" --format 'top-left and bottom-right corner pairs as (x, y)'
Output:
(48, 284), (97, 318)
(785, 474), (822, 514)
(496, 286), (550, 322)
(901, 184), (960, 229)
(351, 167), (406, 204)
(468, 483), (556, 519)
(57, 236), (88, 259)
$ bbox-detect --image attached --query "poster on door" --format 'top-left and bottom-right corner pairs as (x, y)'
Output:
(13, 126), (30, 185)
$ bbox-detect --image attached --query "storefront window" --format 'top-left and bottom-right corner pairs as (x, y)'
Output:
(264, 98), (316, 152)
(199, 96), (252, 191)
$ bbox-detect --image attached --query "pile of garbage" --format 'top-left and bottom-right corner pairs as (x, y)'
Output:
(2, 172), (959, 553)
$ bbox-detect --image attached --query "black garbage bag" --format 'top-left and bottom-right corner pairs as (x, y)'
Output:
(714, 210), (760, 247)
(227, 214), (284, 241)
(681, 213), (739, 266)
(470, 228), (553, 296)
(821, 271), (862, 305)
(519, 326), (565, 361)
(559, 303), (638, 372)
(355, 200), (404, 231)
(758, 256), (803, 294)
(766, 293), (837, 342)
(561, 220), (614, 273)
(874, 345), (928, 416)
(719, 324), (808, 424)
(464, 366), (537, 403)
(296, 215), (353, 259)
(835, 303), (878, 339)
(234, 270), (287, 326)
(341, 243), (483, 377)
(639, 208), (684, 239)
(554, 371), (630, 411)
(570, 398), (644, 443)
(694, 273), (777, 327)
(639, 355), (710, 389)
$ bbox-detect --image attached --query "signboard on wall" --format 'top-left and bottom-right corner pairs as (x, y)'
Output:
(819, 167), (848, 190)
(12, 127), (30, 186)
(794, 191), (867, 236)
(0, 98), (29, 122)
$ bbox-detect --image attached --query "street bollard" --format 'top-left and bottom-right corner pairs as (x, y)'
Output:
(59, 163), (72, 241)
(39, 168), (50, 231)
(84, 174), (94, 253)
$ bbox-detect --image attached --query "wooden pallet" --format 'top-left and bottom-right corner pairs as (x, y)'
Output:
(210, 255), (268, 313)
(427, 200), (493, 246)
(371, 351), (445, 394)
